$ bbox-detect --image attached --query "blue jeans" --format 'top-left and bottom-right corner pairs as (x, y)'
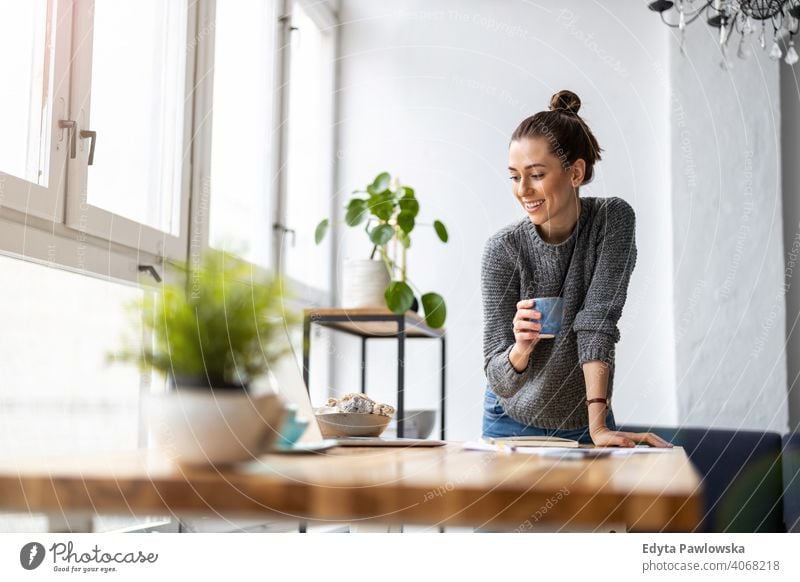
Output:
(481, 387), (616, 444)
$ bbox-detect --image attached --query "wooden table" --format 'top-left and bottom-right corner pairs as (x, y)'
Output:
(0, 444), (703, 532)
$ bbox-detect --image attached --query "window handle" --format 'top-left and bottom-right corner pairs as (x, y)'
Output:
(80, 130), (97, 165)
(58, 120), (76, 159)
(138, 264), (162, 283)
(273, 222), (296, 247)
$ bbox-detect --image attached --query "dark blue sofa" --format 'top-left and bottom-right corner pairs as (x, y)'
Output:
(783, 432), (800, 533)
(618, 424), (785, 532)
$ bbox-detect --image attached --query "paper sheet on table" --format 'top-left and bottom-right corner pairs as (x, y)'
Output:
(462, 440), (508, 452)
(514, 446), (675, 456)
(462, 441), (675, 456)
(603, 446), (676, 455)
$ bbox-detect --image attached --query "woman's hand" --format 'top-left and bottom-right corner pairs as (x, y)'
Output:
(512, 299), (543, 353)
(590, 426), (673, 448)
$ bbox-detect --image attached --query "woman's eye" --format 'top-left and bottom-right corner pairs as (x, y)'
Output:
(531, 174), (544, 180)
(509, 176), (520, 182)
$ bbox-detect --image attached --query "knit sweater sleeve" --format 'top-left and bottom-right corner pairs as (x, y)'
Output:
(572, 197), (637, 368)
(481, 235), (530, 398)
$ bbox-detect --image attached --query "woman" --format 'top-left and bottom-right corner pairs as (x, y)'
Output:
(481, 89), (670, 448)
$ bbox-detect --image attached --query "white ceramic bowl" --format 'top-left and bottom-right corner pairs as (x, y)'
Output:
(384, 408), (437, 439)
(144, 389), (285, 466)
(315, 411), (392, 438)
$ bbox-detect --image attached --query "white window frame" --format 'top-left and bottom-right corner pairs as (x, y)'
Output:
(272, 0), (338, 306)
(63, 0), (197, 262)
(0, 0), (72, 224)
(0, 0), (201, 284)
(192, 0), (338, 306)
(0, 0), (340, 300)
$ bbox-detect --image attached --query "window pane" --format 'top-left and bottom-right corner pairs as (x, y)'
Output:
(284, 2), (332, 291)
(0, 0), (54, 185)
(209, 0), (276, 267)
(86, 0), (187, 235)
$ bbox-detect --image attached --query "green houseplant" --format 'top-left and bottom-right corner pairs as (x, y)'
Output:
(109, 248), (301, 391)
(315, 171), (449, 329)
(107, 249), (300, 465)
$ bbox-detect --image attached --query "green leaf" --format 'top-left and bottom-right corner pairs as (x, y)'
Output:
(369, 191), (396, 221)
(371, 172), (391, 193)
(397, 210), (415, 234)
(398, 195), (419, 217)
(369, 223), (395, 246)
(345, 199), (368, 226)
(433, 220), (448, 243)
(400, 186), (415, 198)
(314, 219), (329, 244)
(421, 292), (447, 328)
(385, 281), (415, 314)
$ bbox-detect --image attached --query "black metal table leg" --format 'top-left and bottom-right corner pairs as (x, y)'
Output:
(397, 316), (405, 439)
(302, 315), (312, 393)
(360, 337), (367, 394)
(440, 335), (446, 440)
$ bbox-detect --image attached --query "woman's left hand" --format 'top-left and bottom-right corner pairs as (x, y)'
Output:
(590, 426), (673, 448)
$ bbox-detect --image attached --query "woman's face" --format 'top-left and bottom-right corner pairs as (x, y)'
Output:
(508, 137), (584, 227)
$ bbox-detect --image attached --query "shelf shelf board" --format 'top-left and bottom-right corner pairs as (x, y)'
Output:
(304, 307), (445, 339)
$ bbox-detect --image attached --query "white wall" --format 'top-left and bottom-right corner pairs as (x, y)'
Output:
(669, 21), (789, 433)
(781, 52), (800, 433)
(330, 0), (676, 439)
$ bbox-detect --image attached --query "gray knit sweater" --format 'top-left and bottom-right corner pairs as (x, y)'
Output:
(481, 196), (637, 430)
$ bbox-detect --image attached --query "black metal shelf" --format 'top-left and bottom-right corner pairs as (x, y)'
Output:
(302, 308), (447, 439)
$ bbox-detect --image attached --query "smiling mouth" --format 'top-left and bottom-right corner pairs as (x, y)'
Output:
(523, 199), (545, 212)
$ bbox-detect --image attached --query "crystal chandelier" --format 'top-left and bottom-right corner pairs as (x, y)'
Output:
(648, 1), (800, 67)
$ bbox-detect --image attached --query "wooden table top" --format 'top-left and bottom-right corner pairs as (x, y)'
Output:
(304, 307), (445, 338)
(0, 444), (702, 532)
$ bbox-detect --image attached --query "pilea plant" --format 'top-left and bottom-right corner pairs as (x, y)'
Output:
(315, 171), (448, 329)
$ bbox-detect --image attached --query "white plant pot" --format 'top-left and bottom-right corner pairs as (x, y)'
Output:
(144, 389), (285, 466)
(341, 258), (391, 308)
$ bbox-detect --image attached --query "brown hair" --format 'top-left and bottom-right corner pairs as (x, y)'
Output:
(510, 89), (603, 184)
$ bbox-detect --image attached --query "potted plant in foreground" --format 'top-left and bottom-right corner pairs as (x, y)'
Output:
(107, 249), (301, 465)
(315, 171), (449, 329)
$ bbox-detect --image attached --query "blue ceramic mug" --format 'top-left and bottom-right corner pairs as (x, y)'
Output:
(531, 296), (564, 339)
(276, 403), (310, 448)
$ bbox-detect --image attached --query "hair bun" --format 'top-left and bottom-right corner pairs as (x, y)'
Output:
(549, 90), (581, 116)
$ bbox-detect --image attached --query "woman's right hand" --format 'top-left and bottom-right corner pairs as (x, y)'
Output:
(512, 299), (543, 355)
